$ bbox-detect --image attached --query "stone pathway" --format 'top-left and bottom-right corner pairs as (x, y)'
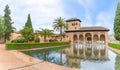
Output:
(0, 44), (75, 70)
(108, 46), (120, 54)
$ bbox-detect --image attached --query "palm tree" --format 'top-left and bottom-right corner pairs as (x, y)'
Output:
(53, 17), (66, 41)
(38, 28), (53, 42)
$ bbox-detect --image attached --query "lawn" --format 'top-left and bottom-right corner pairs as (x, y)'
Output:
(108, 43), (120, 50)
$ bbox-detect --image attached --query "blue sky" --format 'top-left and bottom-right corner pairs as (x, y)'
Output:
(0, 0), (118, 34)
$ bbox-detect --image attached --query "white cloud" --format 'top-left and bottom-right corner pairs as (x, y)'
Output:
(0, 0), (67, 31)
(95, 3), (117, 34)
(81, 13), (94, 27)
(77, 0), (96, 27)
(77, 0), (116, 34)
(78, 0), (96, 11)
(95, 11), (115, 34)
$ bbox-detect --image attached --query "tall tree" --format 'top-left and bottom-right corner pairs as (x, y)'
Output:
(53, 17), (66, 41)
(0, 16), (6, 39)
(4, 5), (13, 42)
(25, 14), (33, 29)
(38, 28), (53, 42)
(114, 0), (120, 41)
(20, 14), (34, 42)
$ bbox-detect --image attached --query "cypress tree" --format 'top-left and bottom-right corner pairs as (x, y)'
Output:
(20, 14), (34, 42)
(4, 5), (13, 42)
(114, 0), (120, 41)
(25, 14), (33, 30)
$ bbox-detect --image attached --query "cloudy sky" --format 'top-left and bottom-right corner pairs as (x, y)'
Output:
(0, 0), (118, 34)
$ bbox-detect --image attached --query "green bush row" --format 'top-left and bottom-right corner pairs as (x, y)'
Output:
(11, 37), (40, 43)
(108, 43), (120, 50)
(11, 38), (27, 43)
(6, 42), (70, 50)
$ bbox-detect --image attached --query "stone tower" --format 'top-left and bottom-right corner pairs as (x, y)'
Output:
(66, 18), (81, 30)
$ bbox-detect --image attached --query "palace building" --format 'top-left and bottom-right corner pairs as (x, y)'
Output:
(65, 18), (109, 46)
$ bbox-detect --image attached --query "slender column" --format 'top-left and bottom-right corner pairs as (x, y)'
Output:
(91, 32), (93, 46)
(83, 33), (86, 58)
(77, 33), (79, 44)
(83, 33), (85, 46)
(91, 32), (94, 58)
(98, 32), (100, 44)
(71, 33), (74, 46)
(97, 32), (100, 50)
(105, 32), (108, 47)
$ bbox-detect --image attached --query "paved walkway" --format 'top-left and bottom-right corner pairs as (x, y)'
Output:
(108, 46), (120, 54)
(0, 44), (75, 70)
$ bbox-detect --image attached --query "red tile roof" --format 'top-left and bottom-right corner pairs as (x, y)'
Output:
(66, 18), (81, 22)
(66, 26), (109, 32)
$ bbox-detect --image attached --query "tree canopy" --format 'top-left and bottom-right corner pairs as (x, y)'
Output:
(38, 28), (53, 42)
(4, 5), (13, 42)
(0, 16), (6, 39)
(53, 17), (66, 41)
(20, 14), (34, 42)
(25, 14), (33, 29)
(114, 0), (120, 41)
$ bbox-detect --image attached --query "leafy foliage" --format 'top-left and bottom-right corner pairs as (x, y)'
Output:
(4, 5), (13, 41)
(20, 27), (34, 42)
(38, 28), (53, 42)
(20, 14), (34, 42)
(49, 39), (58, 42)
(114, 1), (120, 41)
(11, 38), (27, 43)
(25, 14), (33, 30)
(53, 17), (66, 41)
(34, 36), (40, 43)
(0, 16), (6, 39)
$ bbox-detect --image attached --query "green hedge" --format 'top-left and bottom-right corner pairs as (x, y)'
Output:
(6, 42), (70, 50)
(108, 43), (120, 50)
(11, 38), (27, 43)
(115, 54), (120, 70)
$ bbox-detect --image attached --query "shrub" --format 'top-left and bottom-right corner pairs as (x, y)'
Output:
(49, 39), (58, 42)
(6, 42), (70, 50)
(108, 43), (120, 50)
(11, 38), (27, 43)
(34, 36), (40, 43)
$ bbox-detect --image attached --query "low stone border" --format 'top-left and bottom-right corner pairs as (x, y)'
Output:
(108, 47), (120, 54)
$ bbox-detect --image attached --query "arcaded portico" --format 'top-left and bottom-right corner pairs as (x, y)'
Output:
(65, 18), (109, 47)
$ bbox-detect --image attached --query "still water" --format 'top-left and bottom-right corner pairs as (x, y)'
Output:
(22, 45), (119, 70)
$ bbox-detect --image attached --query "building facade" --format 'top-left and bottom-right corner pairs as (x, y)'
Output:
(65, 18), (109, 47)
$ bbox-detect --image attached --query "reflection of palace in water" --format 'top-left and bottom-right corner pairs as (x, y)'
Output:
(63, 44), (109, 68)
(63, 18), (109, 68)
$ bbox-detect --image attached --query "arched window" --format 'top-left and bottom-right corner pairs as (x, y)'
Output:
(73, 34), (77, 43)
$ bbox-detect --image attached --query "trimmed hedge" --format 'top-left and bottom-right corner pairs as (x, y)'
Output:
(108, 43), (120, 50)
(6, 42), (70, 50)
(115, 54), (120, 70)
(11, 38), (27, 43)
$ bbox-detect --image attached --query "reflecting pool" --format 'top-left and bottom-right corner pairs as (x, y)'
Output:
(22, 45), (119, 70)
